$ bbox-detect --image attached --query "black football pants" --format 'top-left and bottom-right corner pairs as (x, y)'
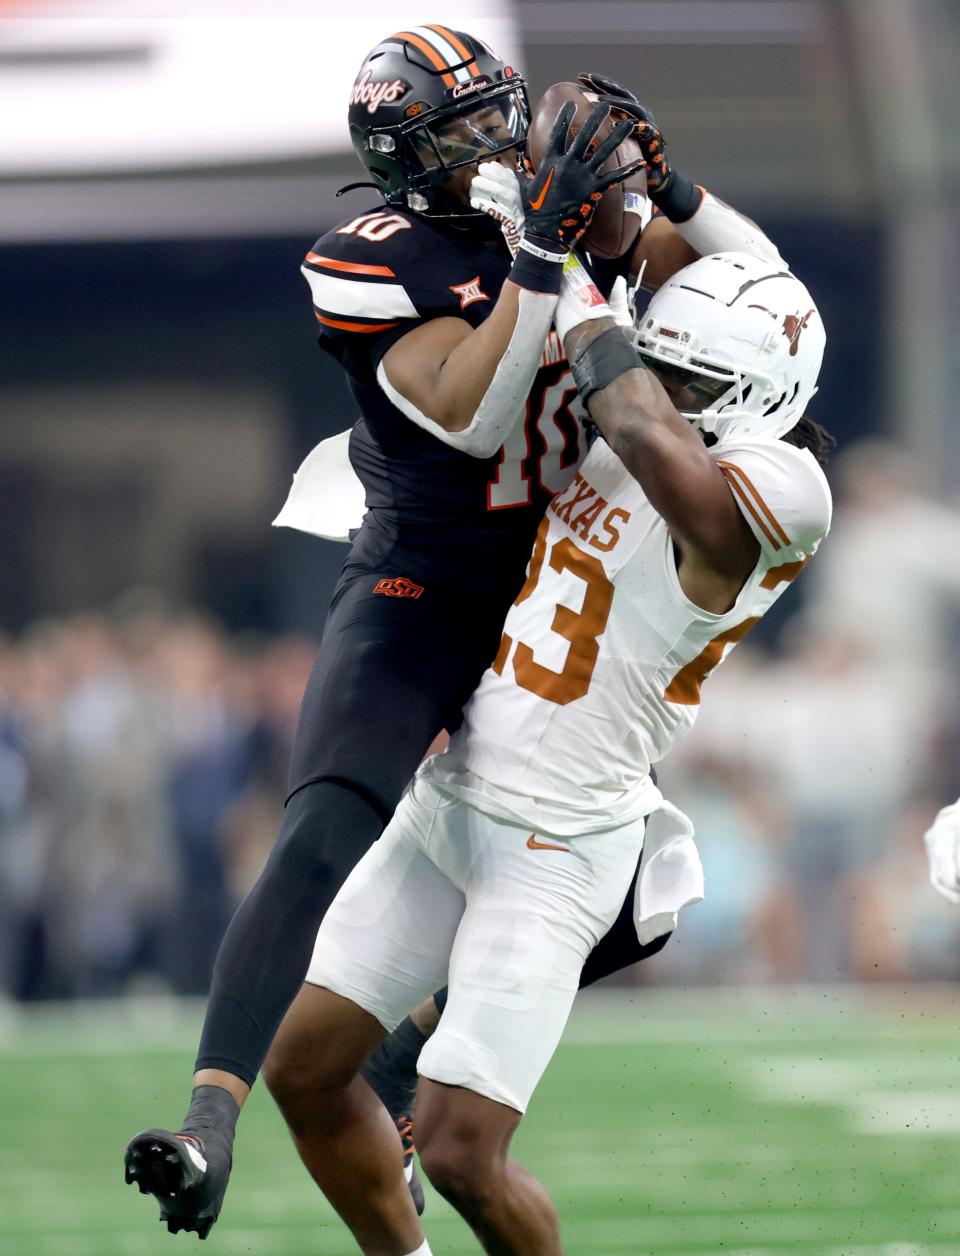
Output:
(195, 564), (668, 1087)
(195, 564), (509, 1084)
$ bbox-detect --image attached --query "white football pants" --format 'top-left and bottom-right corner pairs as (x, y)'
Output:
(306, 777), (645, 1112)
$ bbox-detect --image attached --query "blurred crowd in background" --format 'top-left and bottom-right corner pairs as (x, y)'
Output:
(2, 437), (958, 1003)
(0, 605), (315, 1001)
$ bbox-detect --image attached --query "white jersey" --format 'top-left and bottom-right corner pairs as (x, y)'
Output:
(423, 433), (832, 836)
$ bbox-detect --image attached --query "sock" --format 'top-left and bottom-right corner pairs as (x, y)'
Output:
(181, 1084), (240, 1147)
(403, 1241), (433, 1256)
(361, 1015), (428, 1120)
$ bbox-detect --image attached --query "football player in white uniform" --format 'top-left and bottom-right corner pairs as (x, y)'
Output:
(925, 802), (960, 903)
(259, 250), (834, 1256)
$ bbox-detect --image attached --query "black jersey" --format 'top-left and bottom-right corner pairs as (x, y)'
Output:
(302, 205), (588, 597)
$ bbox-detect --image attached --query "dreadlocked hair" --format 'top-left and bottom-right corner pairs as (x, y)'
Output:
(781, 416), (837, 468)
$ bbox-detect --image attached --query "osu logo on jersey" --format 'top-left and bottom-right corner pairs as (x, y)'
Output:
(373, 577), (425, 599)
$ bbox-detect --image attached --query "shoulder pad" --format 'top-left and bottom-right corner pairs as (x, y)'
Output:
(303, 208), (422, 337)
(713, 438), (832, 563)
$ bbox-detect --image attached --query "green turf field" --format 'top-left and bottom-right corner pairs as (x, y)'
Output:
(1, 987), (957, 1255)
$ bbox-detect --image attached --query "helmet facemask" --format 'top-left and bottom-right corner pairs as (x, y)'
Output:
(390, 82), (529, 212)
(635, 341), (795, 438)
(407, 87), (527, 172)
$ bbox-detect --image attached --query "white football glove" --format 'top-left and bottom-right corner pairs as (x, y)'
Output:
(608, 275), (633, 328)
(923, 801), (960, 904)
(469, 161), (524, 257)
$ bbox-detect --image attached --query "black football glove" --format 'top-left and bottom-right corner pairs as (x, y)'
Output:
(521, 100), (643, 255)
(577, 72), (702, 222)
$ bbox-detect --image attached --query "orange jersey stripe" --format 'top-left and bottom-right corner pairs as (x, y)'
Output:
(760, 557), (810, 589)
(717, 460), (791, 547)
(314, 312), (400, 333)
(720, 468), (781, 551)
(391, 30), (456, 87)
(305, 253), (395, 278)
(424, 24), (481, 75)
(664, 617), (760, 705)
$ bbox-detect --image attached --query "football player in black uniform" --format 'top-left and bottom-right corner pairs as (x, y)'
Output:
(124, 27), (785, 1242)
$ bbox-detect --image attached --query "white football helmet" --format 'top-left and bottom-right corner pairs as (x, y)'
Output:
(635, 252), (825, 442)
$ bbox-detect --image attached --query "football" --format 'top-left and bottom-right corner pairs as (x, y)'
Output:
(526, 81), (648, 260)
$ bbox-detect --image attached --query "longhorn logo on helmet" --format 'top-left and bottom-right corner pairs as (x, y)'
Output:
(782, 309), (815, 356)
(749, 304), (815, 357)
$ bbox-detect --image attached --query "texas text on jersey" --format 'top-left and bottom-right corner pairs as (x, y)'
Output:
(302, 205), (588, 596)
(425, 434), (833, 835)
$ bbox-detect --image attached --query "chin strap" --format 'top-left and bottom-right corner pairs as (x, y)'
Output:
(335, 181), (379, 198)
(415, 206), (493, 223)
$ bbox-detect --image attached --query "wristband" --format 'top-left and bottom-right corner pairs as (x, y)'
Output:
(650, 171), (704, 224)
(555, 254), (613, 342)
(519, 234), (567, 263)
(571, 326), (644, 406)
(510, 241), (565, 294)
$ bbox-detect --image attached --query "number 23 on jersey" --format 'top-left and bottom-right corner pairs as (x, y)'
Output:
(492, 520), (768, 709)
(491, 521), (614, 706)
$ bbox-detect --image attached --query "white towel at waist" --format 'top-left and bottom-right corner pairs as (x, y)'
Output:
(272, 428), (365, 543)
(633, 799), (705, 945)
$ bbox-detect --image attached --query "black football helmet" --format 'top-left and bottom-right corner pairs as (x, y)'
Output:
(347, 25), (530, 215)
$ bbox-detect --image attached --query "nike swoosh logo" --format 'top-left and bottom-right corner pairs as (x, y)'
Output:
(529, 167), (554, 212)
(527, 832), (571, 853)
(177, 1138), (208, 1173)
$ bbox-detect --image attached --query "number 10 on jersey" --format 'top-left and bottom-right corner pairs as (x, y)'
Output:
(488, 369), (583, 510)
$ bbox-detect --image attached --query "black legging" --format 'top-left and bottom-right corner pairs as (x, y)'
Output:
(195, 564), (508, 1085)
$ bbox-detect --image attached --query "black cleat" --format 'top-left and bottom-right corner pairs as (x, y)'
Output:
(396, 1114), (425, 1217)
(124, 1128), (230, 1239)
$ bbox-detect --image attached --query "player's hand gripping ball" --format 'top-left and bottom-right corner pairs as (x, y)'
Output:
(521, 97), (643, 256)
(577, 73), (672, 195)
(578, 72), (702, 224)
(525, 82), (648, 258)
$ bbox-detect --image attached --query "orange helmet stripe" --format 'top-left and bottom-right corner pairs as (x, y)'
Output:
(391, 30), (456, 88)
(424, 25), (481, 76)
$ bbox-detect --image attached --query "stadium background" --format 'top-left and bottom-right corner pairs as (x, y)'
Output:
(0, 1), (958, 1252)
